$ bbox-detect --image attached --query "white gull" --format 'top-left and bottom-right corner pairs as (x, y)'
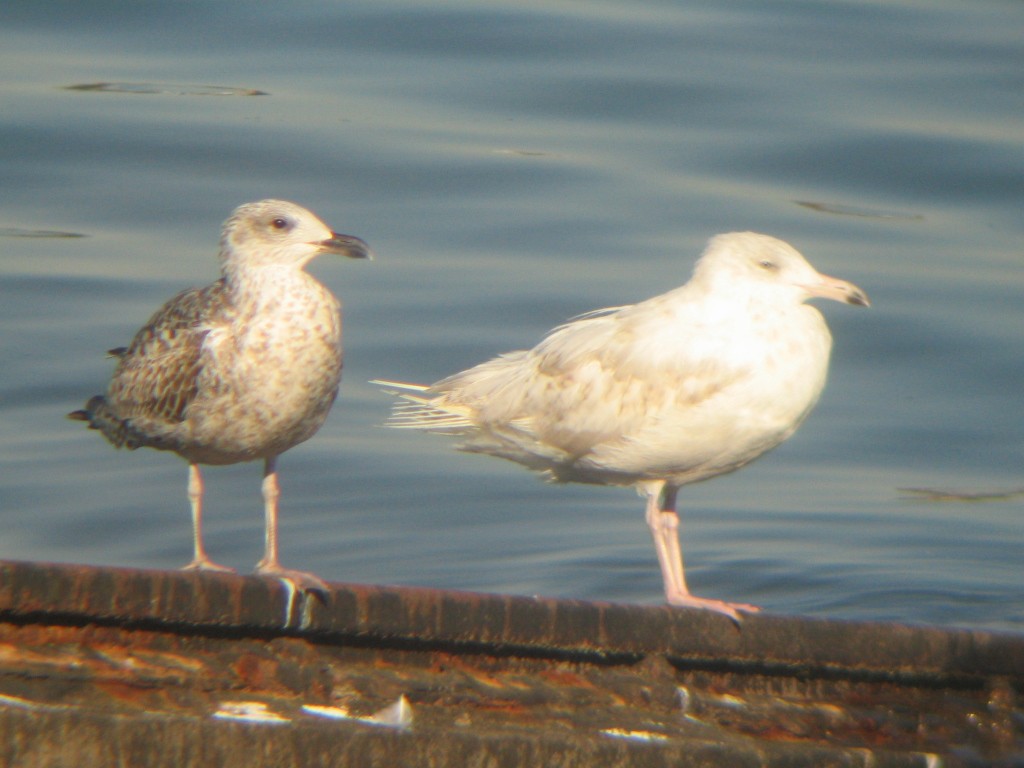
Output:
(70, 199), (372, 593)
(374, 232), (868, 620)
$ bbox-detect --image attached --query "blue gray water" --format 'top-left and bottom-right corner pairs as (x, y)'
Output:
(2, 1), (1022, 633)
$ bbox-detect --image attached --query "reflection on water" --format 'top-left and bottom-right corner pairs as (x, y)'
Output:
(64, 82), (269, 97)
(0, 228), (87, 238)
(0, 0), (1022, 633)
(899, 487), (1024, 504)
(794, 201), (925, 222)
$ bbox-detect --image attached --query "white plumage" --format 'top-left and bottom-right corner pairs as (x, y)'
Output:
(71, 199), (372, 592)
(375, 232), (868, 620)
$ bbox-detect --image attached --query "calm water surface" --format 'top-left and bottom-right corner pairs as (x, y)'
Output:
(2, 0), (1022, 632)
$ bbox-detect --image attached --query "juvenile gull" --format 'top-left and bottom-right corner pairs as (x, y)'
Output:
(70, 199), (372, 592)
(374, 232), (868, 620)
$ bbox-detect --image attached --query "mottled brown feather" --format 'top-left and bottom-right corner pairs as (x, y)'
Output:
(106, 279), (231, 426)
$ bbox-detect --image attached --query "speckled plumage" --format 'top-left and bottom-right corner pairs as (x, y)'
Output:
(375, 232), (868, 620)
(71, 199), (371, 590)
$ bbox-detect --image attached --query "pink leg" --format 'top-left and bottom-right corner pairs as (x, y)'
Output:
(182, 463), (235, 573)
(642, 482), (759, 621)
(254, 456), (329, 594)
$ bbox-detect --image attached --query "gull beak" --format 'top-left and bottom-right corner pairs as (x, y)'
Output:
(319, 232), (374, 261)
(804, 273), (870, 307)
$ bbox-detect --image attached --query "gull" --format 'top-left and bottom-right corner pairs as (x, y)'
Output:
(374, 232), (868, 620)
(70, 199), (372, 593)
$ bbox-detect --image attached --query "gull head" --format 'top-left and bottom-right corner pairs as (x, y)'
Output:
(220, 199), (373, 271)
(692, 232), (869, 308)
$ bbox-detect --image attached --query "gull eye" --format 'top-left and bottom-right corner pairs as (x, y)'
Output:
(758, 259), (777, 271)
(270, 217), (291, 231)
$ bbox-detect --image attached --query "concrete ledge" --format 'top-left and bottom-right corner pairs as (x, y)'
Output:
(0, 560), (1020, 766)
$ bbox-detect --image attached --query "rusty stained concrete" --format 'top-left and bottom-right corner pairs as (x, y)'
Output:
(0, 559), (1020, 767)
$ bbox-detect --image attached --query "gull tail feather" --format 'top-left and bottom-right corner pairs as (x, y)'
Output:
(370, 379), (476, 432)
(67, 395), (140, 449)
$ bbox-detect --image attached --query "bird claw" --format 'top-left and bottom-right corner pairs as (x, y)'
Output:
(256, 565), (329, 630)
(182, 558), (237, 574)
(666, 593), (761, 623)
(255, 563), (330, 600)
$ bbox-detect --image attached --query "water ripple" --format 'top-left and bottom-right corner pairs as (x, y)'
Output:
(64, 82), (268, 97)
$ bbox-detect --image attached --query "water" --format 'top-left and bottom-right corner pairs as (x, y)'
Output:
(2, 0), (1022, 633)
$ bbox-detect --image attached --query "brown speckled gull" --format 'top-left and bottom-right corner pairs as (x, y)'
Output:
(70, 199), (372, 592)
(374, 233), (867, 621)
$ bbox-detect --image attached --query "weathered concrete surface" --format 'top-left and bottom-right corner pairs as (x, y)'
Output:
(0, 559), (1020, 767)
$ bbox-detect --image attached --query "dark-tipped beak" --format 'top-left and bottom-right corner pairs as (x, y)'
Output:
(845, 287), (870, 308)
(804, 273), (870, 308)
(319, 232), (374, 261)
